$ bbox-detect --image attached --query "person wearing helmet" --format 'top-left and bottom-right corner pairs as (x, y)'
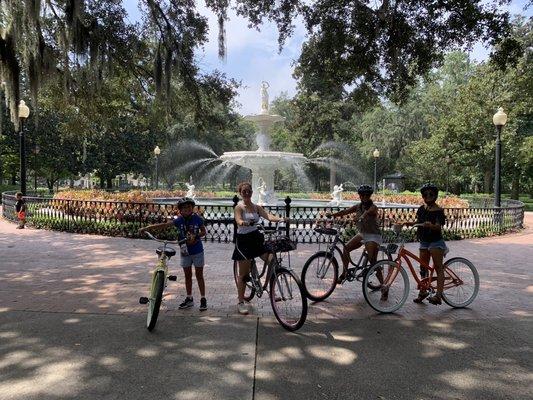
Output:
(327, 184), (382, 285)
(139, 196), (208, 311)
(403, 183), (447, 305)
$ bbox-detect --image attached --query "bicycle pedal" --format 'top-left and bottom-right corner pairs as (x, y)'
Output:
(139, 297), (149, 304)
(167, 275), (177, 281)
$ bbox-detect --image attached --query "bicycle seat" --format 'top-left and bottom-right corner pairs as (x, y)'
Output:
(156, 246), (177, 258)
(314, 226), (338, 236)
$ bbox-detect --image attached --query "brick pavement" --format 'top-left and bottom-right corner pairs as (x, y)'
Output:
(0, 211), (531, 321)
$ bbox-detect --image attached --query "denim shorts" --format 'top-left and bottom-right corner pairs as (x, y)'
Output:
(180, 252), (205, 268)
(419, 239), (448, 252)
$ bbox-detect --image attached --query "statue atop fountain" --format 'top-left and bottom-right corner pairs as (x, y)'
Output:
(329, 183), (344, 206)
(260, 81), (270, 114)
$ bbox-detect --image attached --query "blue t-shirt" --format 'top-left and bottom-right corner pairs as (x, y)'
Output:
(173, 214), (204, 255)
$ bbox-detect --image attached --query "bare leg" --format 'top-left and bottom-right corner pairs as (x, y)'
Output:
(430, 248), (445, 301)
(183, 267), (193, 297)
(414, 249), (431, 303)
(237, 260), (251, 303)
(365, 241), (381, 281)
(339, 235), (363, 282)
(195, 267), (206, 297)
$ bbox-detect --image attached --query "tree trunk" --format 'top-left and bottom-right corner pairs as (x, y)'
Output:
(483, 169), (492, 194)
(99, 176), (104, 189)
(46, 179), (54, 194)
(511, 171), (520, 200)
(106, 177), (113, 189)
(11, 173), (16, 185)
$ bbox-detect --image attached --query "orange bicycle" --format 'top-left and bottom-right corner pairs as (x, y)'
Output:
(362, 224), (479, 313)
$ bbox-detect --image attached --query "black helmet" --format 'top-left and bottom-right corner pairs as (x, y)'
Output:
(177, 197), (195, 209)
(420, 183), (439, 197)
(357, 184), (374, 195)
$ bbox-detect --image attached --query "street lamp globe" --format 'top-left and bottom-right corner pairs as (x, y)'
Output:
(18, 100), (30, 119)
(373, 148), (380, 158)
(492, 107), (507, 127)
(154, 145), (161, 156)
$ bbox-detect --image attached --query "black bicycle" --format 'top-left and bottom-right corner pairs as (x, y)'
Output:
(232, 223), (308, 331)
(301, 222), (396, 302)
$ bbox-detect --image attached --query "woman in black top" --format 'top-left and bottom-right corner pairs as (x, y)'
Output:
(405, 183), (447, 305)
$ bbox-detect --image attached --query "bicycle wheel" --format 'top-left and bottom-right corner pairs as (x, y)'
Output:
(233, 260), (255, 302)
(362, 260), (409, 313)
(147, 270), (165, 331)
(301, 251), (338, 301)
(270, 268), (308, 331)
(442, 257), (479, 308)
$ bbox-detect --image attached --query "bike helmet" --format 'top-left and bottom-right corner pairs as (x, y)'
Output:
(420, 183), (439, 197)
(357, 184), (374, 195)
(177, 197), (196, 209)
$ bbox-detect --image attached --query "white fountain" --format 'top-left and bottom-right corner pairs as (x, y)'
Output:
(220, 81), (307, 204)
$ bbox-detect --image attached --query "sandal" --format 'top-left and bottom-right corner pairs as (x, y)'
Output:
(413, 291), (429, 304)
(428, 294), (442, 305)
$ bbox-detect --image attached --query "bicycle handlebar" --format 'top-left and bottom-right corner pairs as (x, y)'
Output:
(143, 231), (182, 244)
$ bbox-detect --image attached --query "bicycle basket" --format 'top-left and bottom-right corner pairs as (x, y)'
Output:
(265, 236), (297, 253)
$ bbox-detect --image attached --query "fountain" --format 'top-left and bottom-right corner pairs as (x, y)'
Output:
(220, 82), (307, 204)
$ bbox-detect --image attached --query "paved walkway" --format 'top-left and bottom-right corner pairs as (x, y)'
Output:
(0, 211), (532, 400)
(1, 212), (531, 321)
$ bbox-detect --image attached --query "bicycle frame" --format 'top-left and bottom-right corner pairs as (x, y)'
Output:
(321, 231), (367, 268)
(150, 253), (170, 296)
(385, 228), (465, 292)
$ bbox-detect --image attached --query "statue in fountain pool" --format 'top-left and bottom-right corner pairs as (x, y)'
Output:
(256, 178), (268, 206)
(329, 184), (344, 206)
(185, 182), (196, 199)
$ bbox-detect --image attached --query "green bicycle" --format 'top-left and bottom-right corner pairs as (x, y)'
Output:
(139, 231), (180, 331)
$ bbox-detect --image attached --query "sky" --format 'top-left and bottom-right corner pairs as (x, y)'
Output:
(123, 0), (531, 116)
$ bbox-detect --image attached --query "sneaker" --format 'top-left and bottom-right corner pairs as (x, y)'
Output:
(199, 298), (207, 311)
(237, 302), (249, 315)
(179, 297), (194, 309)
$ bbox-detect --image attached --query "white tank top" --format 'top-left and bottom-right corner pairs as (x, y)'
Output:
(237, 202), (260, 234)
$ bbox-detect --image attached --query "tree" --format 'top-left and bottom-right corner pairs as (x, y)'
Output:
(1, 0), (521, 127)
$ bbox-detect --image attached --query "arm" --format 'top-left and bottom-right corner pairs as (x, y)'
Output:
(257, 205), (285, 223)
(330, 205), (358, 218)
(424, 209), (445, 231)
(139, 220), (174, 234)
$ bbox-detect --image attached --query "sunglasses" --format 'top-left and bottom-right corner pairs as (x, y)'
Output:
(241, 189), (253, 194)
(422, 191), (436, 198)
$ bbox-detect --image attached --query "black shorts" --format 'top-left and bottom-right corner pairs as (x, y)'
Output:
(232, 230), (266, 261)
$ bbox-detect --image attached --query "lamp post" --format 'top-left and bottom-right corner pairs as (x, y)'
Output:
(18, 100), (30, 195)
(492, 107), (507, 208)
(154, 145), (161, 189)
(373, 148), (380, 191)
(33, 145), (40, 194)
(445, 155), (451, 196)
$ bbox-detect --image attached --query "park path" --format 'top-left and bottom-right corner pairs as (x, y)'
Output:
(1, 210), (531, 321)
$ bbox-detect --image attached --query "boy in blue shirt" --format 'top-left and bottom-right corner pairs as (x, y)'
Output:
(139, 197), (207, 311)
